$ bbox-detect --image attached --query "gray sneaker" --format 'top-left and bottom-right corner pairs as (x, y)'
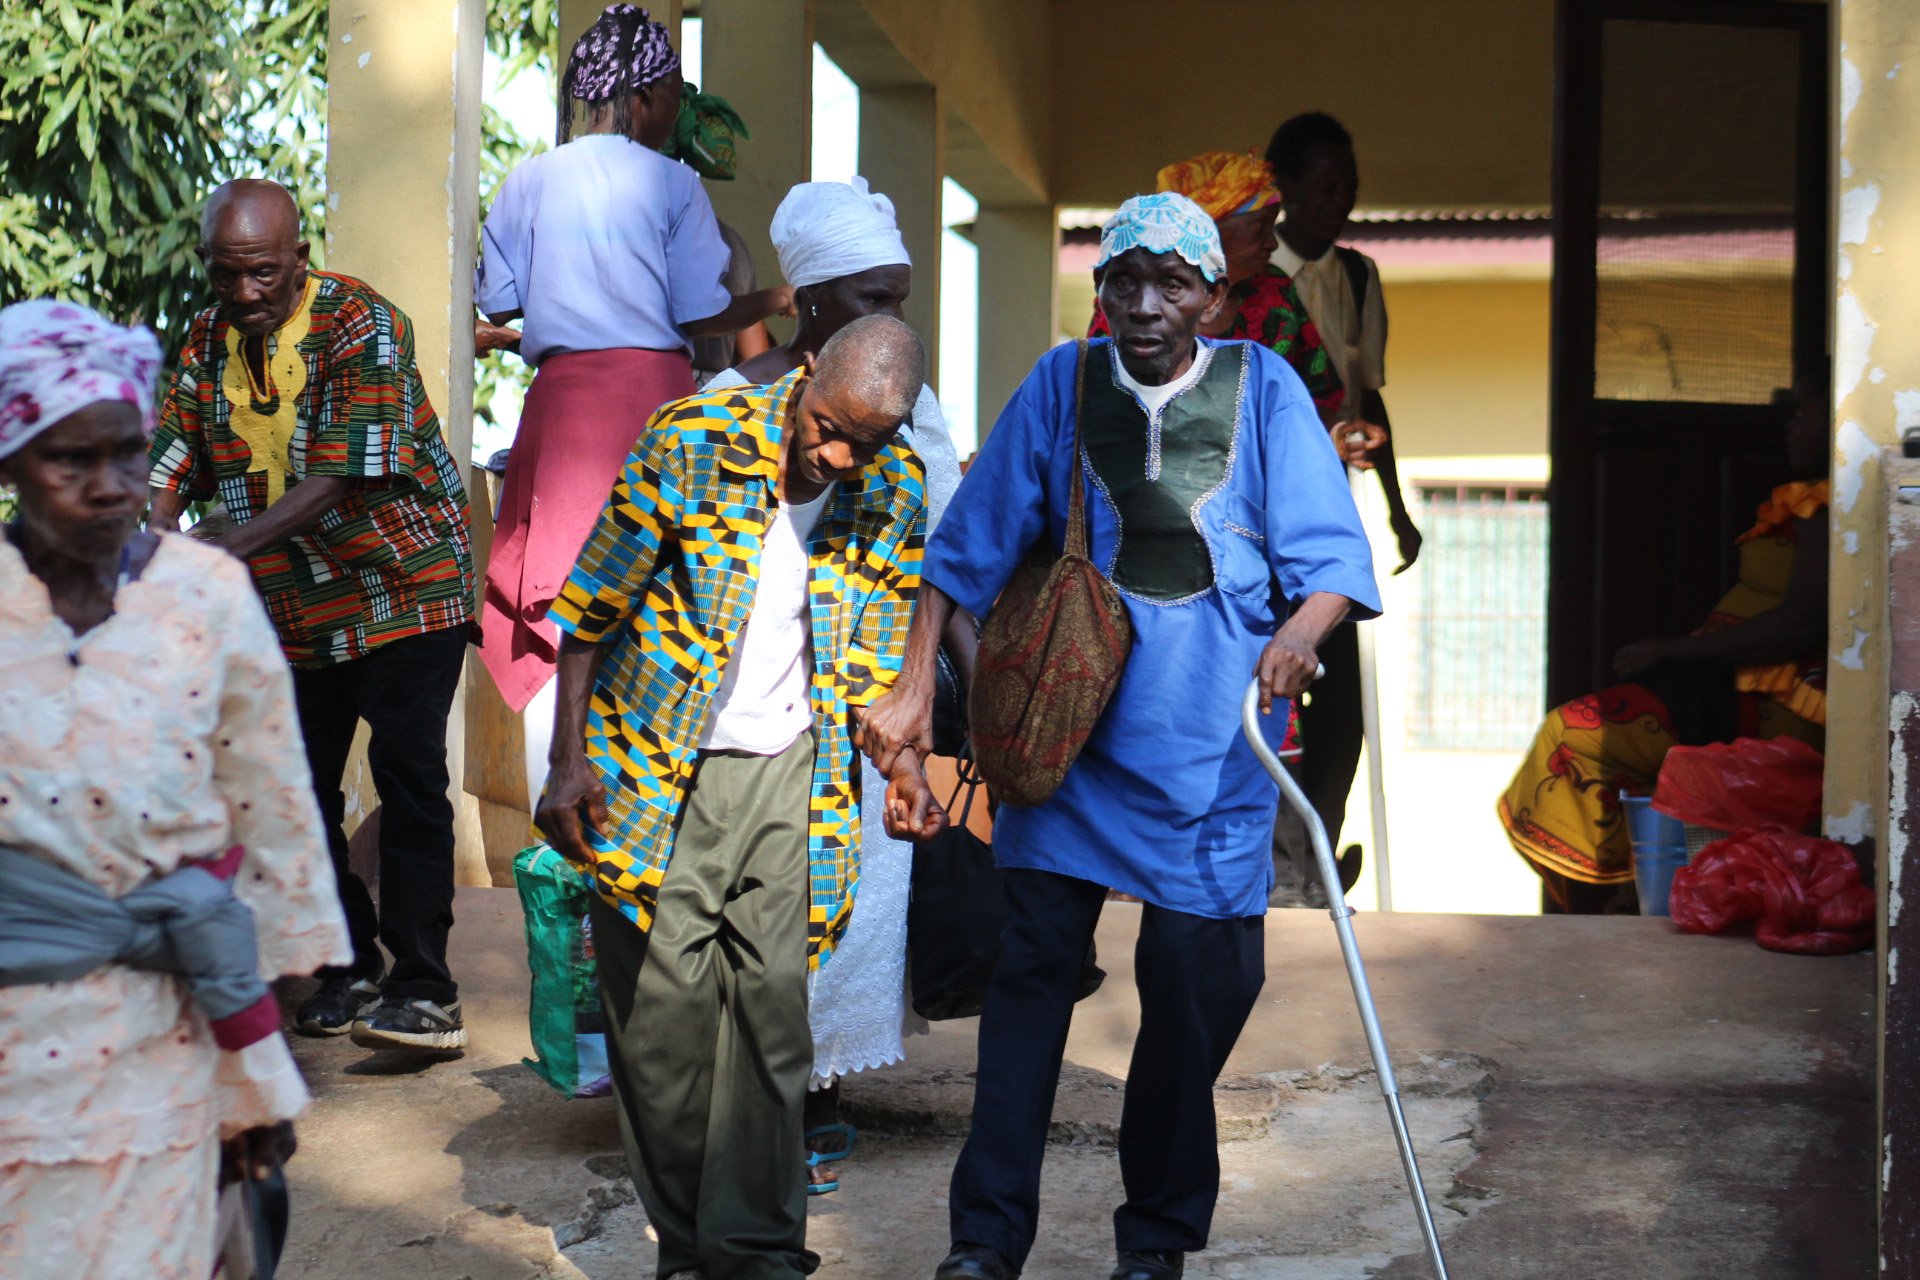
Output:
(350, 998), (466, 1052)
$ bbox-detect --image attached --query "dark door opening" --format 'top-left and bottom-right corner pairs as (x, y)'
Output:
(1548, 0), (1829, 705)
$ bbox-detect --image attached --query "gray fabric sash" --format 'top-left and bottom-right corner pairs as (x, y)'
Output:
(0, 844), (268, 1029)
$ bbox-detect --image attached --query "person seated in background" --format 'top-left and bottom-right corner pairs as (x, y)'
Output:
(1499, 378), (1831, 914)
(1089, 150), (1347, 424)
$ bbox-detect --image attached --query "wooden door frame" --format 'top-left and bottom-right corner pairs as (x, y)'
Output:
(1547, 0), (1830, 704)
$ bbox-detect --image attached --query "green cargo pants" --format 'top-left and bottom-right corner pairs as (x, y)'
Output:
(590, 734), (819, 1279)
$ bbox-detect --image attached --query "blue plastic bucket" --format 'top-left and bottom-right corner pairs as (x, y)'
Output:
(1620, 792), (1688, 917)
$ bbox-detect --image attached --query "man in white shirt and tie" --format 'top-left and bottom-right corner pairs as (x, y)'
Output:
(1263, 112), (1423, 907)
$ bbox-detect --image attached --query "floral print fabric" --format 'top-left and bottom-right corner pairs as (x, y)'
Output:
(0, 530), (349, 1273)
(0, 298), (161, 461)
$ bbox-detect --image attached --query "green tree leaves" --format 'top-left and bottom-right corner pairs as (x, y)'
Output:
(0, 0), (327, 358)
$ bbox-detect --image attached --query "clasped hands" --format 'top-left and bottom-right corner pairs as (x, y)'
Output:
(853, 691), (948, 842)
(536, 700), (948, 871)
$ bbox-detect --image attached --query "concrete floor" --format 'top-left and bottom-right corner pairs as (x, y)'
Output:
(281, 889), (1874, 1280)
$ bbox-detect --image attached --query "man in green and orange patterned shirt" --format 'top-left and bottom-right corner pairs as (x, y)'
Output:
(148, 180), (475, 1055)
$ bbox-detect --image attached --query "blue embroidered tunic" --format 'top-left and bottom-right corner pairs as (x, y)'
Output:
(925, 338), (1381, 919)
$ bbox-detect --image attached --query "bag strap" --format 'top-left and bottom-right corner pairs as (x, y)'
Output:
(947, 745), (984, 828)
(1065, 338), (1091, 560)
(1335, 244), (1369, 313)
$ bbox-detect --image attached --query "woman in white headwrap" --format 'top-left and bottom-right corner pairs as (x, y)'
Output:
(0, 299), (349, 1276)
(710, 176), (968, 1192)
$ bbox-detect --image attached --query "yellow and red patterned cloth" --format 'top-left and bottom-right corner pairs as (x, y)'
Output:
(1499, 482), (1829, 886)
(1155, 150), (1281, 220)
(149, 271), (473, 668)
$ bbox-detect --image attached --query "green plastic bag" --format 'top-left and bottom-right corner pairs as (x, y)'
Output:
(513, 845), (608, 1097)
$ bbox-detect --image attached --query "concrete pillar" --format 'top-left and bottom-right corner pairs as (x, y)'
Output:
(860, 86), (945, 375)
(1830, 0), (1912, 901)
(974, 205), (1057, 440)
(326, 0), (491, 885)
(700, 0), (813, 314)
(1836, 0), (1920, 1262)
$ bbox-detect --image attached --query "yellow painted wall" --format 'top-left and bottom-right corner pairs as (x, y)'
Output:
(326, 0), (494, 885)
(1344, 279), (1551, 915)
(1382, 280), (1550, 460)
(1048, 0), (1554, 209)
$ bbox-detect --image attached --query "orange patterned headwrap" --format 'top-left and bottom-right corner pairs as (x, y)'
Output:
(1154, 151), (1280, 221)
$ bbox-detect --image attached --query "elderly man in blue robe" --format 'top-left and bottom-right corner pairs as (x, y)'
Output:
(859, 192), (1382, 1280)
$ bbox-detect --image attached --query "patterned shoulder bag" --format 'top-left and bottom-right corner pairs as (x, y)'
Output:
(967, 339), (1133, 807)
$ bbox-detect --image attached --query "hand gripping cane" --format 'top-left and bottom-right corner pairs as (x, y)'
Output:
(1242, 678), (1453, 1279)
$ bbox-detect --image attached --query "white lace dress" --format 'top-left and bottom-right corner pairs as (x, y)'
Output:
(705, 373), (962, 1085)
(0, 532), (350, 1279)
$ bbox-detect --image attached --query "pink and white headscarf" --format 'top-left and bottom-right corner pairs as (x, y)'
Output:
(0, 299), (161, 461)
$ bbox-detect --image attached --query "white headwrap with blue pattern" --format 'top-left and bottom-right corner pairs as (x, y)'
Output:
(1095, 192), (1226, 284)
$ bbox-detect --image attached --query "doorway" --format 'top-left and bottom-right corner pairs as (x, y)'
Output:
(1547, 0), (1828, 703)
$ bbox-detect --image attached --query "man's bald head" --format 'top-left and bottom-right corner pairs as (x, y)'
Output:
(198, 180), (310, 338)
(810, 314), (926, 432)
(201, 179), (302, 249)
(787, 315), (927, 493)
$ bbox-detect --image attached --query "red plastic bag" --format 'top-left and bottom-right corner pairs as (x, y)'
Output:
(1669, 830), (1873, 955)
(1651, 737), (1823, 832)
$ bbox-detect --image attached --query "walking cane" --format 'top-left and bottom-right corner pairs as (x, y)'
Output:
(1242, 679), (1453, 1279)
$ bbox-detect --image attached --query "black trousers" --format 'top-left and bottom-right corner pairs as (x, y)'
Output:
(292, 625), (466, 1004)
(1274, 620), (1364, 892)
(948, 869), (1266, 1268)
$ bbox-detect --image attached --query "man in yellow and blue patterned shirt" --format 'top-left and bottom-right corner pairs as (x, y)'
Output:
(537, 315), (945, 1280)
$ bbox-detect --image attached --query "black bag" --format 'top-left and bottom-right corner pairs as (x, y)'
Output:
(929, 643), (968, 761)
(908, 755), (1105, 1021)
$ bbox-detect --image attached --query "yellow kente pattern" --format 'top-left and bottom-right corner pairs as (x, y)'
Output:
(549, 369), (927, 968)
(221, 276), (317, 505)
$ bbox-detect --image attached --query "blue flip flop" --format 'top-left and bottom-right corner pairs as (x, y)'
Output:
(805, 1149), (840, 1196)
(804, 1123), (858, 1163)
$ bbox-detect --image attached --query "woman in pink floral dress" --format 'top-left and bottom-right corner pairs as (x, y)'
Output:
(0, 300), (350, 1278)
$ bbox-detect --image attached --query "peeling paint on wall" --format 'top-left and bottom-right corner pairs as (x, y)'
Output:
(1840, 626), (1870, 670)
(1837, 293), (1875, 402)
(1842, 183), (1882, 244)
(1832, 800), (1874, 845)
(1847, 530), (1862, 554)
(358, 51), (372, 69)
(1837, 419), (1879, 512)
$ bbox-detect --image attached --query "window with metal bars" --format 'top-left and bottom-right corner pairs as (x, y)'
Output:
(1407, 484), (1548, 751)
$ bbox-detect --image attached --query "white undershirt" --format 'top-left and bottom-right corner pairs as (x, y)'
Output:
(1111, 341), (1213, 419)
(699, 486), (833, 754)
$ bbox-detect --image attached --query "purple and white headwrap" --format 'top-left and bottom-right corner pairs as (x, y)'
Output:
(0, 299), (162, 462)
(567, 5), (680, 102)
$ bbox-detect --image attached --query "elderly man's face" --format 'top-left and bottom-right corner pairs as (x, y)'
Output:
(200, 218), (310, 338)
(1096, 248), (1229, 384)
(789, 377), (904, 490)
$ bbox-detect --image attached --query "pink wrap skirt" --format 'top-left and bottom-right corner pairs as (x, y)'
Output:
(479, 348), (693, 711)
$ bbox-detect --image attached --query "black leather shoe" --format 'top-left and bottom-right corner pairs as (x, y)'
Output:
(1109, 1250), (1184, 1280)
(934, 1243), (1017, 1280)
